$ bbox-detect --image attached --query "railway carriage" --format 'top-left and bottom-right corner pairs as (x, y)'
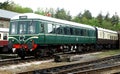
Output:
(8, 13), (96, 59)
(0, 28), (9, 53)
(96, 27), (118, 49)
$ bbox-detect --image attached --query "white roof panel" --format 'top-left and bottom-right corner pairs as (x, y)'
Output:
(11, 13), (95, 30)
(96, 27), (117, 34)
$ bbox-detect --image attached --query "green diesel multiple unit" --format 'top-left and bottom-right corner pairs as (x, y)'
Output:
(8, 13), (96, 58)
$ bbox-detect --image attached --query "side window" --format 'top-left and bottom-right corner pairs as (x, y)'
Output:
(81, 29), (84, 36)
(56, 25), (63, 34)
(70, 28), (74, 35)
(48, 24), (55, 34)
(75, 28), (79, 35)
(3, 33), (7, 40)
(83, 29), (87, 36)
(67, 27), (70, 35)
(47, 23), (55, 34)
(64, 27), (67, 35)
(48, 23), (53, 33)
(63, 26), (70, 35)
(0, 33), (1, 39)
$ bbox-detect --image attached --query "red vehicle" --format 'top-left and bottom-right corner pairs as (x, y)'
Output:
(0, 28), (9, 53)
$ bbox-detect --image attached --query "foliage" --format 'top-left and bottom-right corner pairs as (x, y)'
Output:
(55, 8), (72, 21)
(0, 1), (33, 13)
(0, 1), (120, 31)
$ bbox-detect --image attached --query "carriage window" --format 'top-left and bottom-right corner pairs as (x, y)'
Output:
(3, 33), (7, 40)
(64, 27), (67, 35)
(48, 24), (52, 33)
(48, 24), (56, 34)
(70, 28), (74, 35)
(56, 25), (63, 34)
(0, 34), (1, 39)
(63, 27), (70, 35)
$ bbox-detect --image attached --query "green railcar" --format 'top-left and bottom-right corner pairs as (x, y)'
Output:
(8, 13), (96, 59)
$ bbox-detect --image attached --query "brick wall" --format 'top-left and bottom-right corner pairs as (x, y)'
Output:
(0, 20), (10, 28)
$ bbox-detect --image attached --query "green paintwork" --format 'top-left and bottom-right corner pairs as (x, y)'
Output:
(9, 19), (96, 47)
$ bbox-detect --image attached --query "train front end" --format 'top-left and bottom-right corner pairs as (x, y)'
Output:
(8, 15), (39, 59)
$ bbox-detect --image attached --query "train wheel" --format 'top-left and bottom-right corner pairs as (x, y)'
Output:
(34, 49), (44, 58)
(76, 46), (82, 53)
(17, 49), (26, 59)
(2, 46), (9, 53)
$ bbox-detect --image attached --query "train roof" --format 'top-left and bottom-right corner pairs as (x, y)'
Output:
(11, 13), (95, 30)
(96, 27), (117, 34)
(0, 28), (9, 32)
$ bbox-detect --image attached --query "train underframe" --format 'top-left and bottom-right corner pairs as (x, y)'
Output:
(8, 39), (118, 59)
(10, 43), (96, 59)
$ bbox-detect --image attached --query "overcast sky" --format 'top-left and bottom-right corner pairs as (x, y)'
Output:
(0, 0), (120, 17)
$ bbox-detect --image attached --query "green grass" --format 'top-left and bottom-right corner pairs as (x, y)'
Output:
(94, 49), (120, 58)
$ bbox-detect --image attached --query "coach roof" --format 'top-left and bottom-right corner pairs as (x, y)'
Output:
(11, 13), (95, 29)
(96, 27), (117, 34)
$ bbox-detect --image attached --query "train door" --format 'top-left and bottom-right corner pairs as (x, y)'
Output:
(45, 23), (56, 44)
(38, 22), (45, 44)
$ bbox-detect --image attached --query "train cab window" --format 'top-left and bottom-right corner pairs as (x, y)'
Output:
(10, 22), (18, 34)
(28, 21), (36, 34)
(19, 22), (27, 34)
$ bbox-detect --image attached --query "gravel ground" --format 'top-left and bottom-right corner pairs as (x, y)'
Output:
(0, 50), (119, 74)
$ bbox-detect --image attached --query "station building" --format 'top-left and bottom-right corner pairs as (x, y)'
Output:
(0, 9), (20, 28)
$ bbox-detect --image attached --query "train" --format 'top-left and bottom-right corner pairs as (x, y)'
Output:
(8, 13), (119, 59)
(0, 28), (9, 53)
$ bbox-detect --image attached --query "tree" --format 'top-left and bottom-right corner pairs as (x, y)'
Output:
(82, 10), (92, 20)
(55, 8), (72, 21)
(0, 1), (33, 13)
(96, 13), (103, 25)
(0, 0), (10, 9)
(35, 8), (45, 15)
(104, 12), (110, 21)
(111, 12), (119, 26)
(72, 12), (82, 23)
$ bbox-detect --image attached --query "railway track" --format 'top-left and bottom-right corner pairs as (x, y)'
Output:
(0, 50), (101, 67)
(0, 56), (53, 67)
(19, 54), (120, 74)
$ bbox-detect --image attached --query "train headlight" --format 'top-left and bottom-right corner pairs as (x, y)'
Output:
(12, 39), (15, 42)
